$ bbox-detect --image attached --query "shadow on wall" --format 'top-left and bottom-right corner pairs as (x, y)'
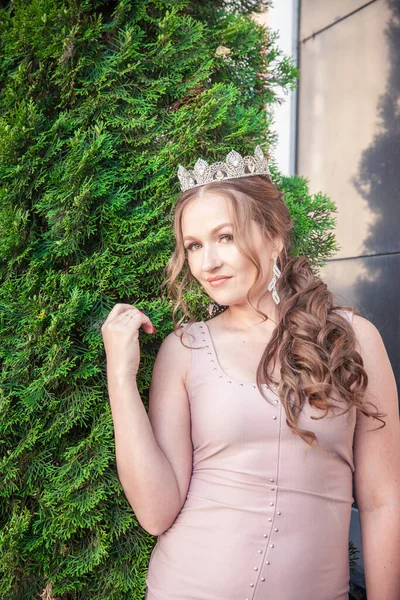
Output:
(351, 0), (400, 373)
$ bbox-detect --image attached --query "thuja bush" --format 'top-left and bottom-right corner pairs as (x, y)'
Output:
(0, 0), (339, 598)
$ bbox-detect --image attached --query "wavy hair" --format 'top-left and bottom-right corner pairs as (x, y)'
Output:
(162, 174), (386, 449)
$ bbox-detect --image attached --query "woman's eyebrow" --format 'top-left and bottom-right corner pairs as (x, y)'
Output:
(183, 222), (233, 242)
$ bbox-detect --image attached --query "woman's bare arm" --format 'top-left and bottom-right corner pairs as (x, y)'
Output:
(108, 329), (193, 536)
(352, 315), (400, 600)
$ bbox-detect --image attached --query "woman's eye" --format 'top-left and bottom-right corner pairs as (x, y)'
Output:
(186, 234), (233, 252)
(186, 242), (200, 251)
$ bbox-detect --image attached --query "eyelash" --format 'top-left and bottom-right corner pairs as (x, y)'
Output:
(186, 234), (233, 252)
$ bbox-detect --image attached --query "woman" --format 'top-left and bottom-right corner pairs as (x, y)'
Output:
(101, 146), (400, 600)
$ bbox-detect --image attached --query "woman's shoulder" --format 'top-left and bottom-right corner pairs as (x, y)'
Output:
(161, 320), (204, 350)
(331, 307), (379, 331)
(332, 309), (386, 362)
(350, 313), (385, 355)
(331, 307), (356, 323)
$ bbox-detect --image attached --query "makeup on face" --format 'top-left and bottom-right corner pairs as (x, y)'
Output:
(182, 194), (272, 296)
(207, 276), (233, 287)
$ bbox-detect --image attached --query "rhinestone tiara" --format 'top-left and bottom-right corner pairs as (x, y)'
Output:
(177, 145), (272, 192)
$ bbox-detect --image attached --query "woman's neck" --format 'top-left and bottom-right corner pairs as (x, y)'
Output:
(220, 305), (279, 333)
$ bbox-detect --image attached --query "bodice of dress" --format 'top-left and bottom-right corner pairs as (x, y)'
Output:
(145, 310), (356, 600)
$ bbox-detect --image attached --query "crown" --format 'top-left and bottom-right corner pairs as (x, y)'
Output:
(177, 145), (272, 192)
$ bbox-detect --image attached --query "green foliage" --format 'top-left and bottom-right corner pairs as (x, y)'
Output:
(277, 172), (340, 268)
(349, 540), (361, 575)
(0, 1), (340, 598)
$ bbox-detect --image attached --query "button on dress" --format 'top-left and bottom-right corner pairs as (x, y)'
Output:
(145, 310), (357, 600)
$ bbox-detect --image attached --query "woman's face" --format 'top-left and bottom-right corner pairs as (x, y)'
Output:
(181, 191), (277, 306)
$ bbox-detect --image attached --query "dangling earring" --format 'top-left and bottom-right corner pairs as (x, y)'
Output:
(268, 256), (281, 305)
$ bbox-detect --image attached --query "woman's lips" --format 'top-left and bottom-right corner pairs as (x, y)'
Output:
(208, 277), (232, 287)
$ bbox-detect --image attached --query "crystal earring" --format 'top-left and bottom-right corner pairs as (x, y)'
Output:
(267, 256), (281, 305)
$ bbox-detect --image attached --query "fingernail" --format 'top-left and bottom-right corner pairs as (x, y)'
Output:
(152, 326), (157, 333)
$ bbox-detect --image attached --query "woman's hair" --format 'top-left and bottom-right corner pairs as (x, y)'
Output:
(162, 174), (386, 449)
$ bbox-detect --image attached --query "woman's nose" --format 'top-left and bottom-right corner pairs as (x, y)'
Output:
(202, 246), (222, 270)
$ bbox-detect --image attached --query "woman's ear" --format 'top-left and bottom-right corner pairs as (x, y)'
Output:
(272, 237), (284, 257)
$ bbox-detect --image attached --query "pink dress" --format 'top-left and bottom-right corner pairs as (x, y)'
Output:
(145, 310), (356, 600)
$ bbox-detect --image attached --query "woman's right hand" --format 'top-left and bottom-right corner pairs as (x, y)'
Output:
(101, 304), (156, 378)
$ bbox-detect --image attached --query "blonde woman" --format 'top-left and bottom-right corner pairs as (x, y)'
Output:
(101, 147), (400, 600)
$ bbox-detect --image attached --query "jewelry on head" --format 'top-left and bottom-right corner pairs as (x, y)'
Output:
(177, 145), (272, 192)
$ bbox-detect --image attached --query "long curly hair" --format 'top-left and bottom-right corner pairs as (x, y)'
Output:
(162, 174), (386, 449)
